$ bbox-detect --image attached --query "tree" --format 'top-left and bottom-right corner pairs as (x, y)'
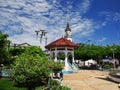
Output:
(9, 48), (25, 57)
(11, 46), (52, 90)
(74, 43), (117, 61)
(115, 45), (120, 59)
(51, 62), (64, 72)
(75, 42), (120, 66)
(9, 46), (46, 62)
(24, 46), (46, 57)
(0, 31), (11, 65)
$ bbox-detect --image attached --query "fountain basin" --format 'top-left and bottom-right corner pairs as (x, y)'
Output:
(108, 70), (120, 83)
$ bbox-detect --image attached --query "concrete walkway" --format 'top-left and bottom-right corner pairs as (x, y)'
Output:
(62, 70), (119, 90)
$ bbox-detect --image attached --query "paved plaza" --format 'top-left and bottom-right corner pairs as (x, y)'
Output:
(62, 70), (119, 90)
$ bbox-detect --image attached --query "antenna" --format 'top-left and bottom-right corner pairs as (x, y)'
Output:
(66, 15), (69, 23)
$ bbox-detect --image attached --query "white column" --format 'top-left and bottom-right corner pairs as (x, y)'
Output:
(54, 48), (58, 62)
(54, 54), (57, 62)
(65, 53), (68, 69)
(72, 51), (75, 63)
(65, 47), (68, 69)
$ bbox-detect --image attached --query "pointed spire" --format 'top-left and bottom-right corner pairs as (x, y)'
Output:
(65, 22), (71, 31)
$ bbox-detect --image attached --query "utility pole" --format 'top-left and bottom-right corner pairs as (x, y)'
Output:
(35, 30), (48, 45)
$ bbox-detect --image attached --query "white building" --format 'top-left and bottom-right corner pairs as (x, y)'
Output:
(85, 59), (97, 67)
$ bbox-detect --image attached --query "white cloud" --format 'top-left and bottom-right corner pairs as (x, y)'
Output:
(68, 0), (91, 15)
(113, 12), (120, 22)
(78, 0), (91, 14)
(98, 37), (107, 42)
(0, 0), (95, 50)
(99, 11), (120, 23)
(71, 18), (94, 38)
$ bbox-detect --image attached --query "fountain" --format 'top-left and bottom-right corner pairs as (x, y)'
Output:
(108, 69), (120, 83)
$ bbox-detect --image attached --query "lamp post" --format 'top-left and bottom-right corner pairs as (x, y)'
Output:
(35, 30), (47, 45)
(111, 48), (116, 69)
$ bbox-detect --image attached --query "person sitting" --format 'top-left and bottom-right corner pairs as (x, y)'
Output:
(60, 71), (63, 80)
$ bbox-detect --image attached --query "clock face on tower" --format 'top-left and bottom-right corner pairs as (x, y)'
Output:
(67, 31), (72, 38)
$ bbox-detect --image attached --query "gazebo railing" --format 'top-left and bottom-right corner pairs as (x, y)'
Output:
(73, 62), (80, 70)
(67, 62), (74, 73)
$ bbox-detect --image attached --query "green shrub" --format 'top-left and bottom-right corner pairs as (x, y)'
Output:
(47, 79), (71, 90)
(102, 62), (114, 69)
(48, 79), (60, 89)
(57, 86), (71, 90)
(52, 62), (64, 72)
(11, 51), (52, 90)
(0, 78), (26, 90)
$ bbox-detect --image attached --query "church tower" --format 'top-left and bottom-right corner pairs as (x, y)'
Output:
(64, 22), (72, 41)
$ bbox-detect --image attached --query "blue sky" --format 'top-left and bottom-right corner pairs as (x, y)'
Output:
(0, 0), (120, 49)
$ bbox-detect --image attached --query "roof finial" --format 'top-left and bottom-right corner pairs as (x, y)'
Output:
(66, 13), (69, 24)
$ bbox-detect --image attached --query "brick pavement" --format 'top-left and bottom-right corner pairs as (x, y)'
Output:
(62, 70), (119, 90)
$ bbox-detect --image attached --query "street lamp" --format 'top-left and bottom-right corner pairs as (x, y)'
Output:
(35, 30), (48, 45)
(111, 48), (116, 69)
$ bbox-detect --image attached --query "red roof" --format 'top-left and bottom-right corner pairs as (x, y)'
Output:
(45, 37), (79, 49)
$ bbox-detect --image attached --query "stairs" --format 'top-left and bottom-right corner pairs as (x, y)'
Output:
(72, 62), (80, 73)
(62, 61), (80, 74)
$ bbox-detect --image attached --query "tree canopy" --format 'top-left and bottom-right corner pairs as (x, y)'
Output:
(11, 46), (51, 90)
(74, 43), (120, 61)
(0, 31), (11, 65)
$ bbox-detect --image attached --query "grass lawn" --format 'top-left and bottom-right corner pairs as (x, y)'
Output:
(0, 78), (26, 90)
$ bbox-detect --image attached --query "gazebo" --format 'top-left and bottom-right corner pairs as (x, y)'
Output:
(45, 37), (79, 72)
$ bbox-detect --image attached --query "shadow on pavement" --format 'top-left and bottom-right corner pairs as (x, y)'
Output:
(95, 77), (118, 84)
